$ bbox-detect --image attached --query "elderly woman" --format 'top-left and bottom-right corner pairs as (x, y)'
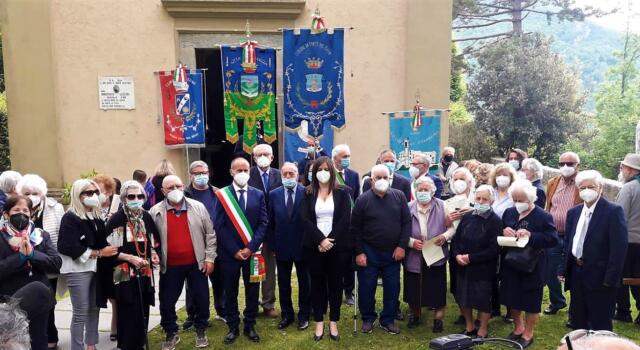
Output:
(474, 163), (495, 188)
(404, 176), (450, 332)
(506, 148), (528, 172)
(451, 185), (502, 338)
(500, 179), (558, 349)
(0, 195), (61, 350)
(93, 174), (121, 222)
(491, 163), (517, 219)
(15, 174), (65, 349)
(57, 179), (118, 350)
(521, 158), (546, 208)
(105, 181), (160, 350)
(0, 170), (22, 208)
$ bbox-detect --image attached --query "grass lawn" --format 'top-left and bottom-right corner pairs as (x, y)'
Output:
(148, 272), (640, 350)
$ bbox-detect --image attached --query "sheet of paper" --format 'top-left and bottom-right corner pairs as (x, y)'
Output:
(422, 237), (446, 266)
(497, 236), (529, 248)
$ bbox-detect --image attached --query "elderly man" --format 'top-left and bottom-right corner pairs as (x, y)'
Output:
(353, 164), (411, 335)
(563, 170), (628, 331)
(557, 332), (640, 350)
(150, 175), (217, 350)
(615, 153), (640, 323)
(248, 144), (281, 318)
(437, 147), (459, 200)
(182, 161), (226, 330)
(0, 170), (21, 209)
(362, 149), (412, 202)
(543, 152), (582, 317)
(215, 157), (268, 344)
(409, 152), (444, 199)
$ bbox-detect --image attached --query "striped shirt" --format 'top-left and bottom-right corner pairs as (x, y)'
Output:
(549, 177), (577, 234)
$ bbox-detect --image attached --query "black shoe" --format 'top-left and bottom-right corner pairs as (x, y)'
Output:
(543, 304), (566, 315)
(243, 327), (260, 342)
(490, 310), (501, 318)
(454, 315), (466, 325)
(345, 295), (355, 306)
(183, 316), (194, 331)
(361, 320), (374, 334)
(330, 331), (340, 341)
(380, 322), (400, 335)
(462, 328), (477, 337)
(407, 315), (422, 329)
(278, 318), (294, 330)
(395, 310), (404, 321)
(313, 331), (324, 341)
(297, 320), (310, 330)
(433, 319), (444, 333)
(614, 311), (633, 323)
(517, 336), (534, 349)
(506, 332), (522, 341)
(223, 329), (239, 345)
(566, 319), (575, 329)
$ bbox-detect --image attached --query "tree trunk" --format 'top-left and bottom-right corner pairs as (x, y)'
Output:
(512, 0), (523, 37)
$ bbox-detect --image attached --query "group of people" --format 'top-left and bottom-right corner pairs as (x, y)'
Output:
(0, 143), (638, 350)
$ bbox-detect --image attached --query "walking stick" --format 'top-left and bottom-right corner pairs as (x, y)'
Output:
(353, 268), (358, 336)
(135, 267), (151, 350)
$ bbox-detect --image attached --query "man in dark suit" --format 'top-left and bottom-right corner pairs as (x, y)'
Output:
(267, 162), (311, 331)
(214, 157), (268, 344)
(248, 144), (281, 318)
(563, 170), (628, 331)
(362, 149), (412, 203)
(408, 152), (443, 199)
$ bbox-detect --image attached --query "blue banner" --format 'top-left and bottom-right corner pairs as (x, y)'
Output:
(284, 121), (334, 167)
(283, 28), (345, 137)
(389, 111), (441, 178)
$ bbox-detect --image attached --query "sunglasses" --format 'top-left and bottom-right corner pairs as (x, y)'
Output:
(80, 190), (100, 197)
(126, 194), (146, 200)
(559, 162), (576, 167)
(561, 329), (618, 350)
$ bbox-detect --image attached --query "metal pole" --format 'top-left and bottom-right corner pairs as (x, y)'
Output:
(353, 269), (358, 335)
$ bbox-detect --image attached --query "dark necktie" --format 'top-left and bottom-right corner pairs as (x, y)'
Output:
(286, 189), (294, 218)
(262, 172), (269, 192)
(238, 189), (246, 211)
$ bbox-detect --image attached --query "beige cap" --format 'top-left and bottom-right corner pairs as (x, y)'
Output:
(621, 153), (640, 171)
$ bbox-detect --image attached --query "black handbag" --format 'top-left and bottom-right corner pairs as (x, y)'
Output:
(504, 245), (542, 273)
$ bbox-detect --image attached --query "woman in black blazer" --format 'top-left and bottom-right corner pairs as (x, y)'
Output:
(301, 156), (352, 342)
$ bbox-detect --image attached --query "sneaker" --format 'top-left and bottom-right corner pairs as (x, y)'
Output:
(361, 320), (374, 333)
(344, 295), (355, 306)
(161, 333), (180, 350)
(380, 322), (400, 335)
(195, 329), (208, 348)
(214, 315), (227, 323)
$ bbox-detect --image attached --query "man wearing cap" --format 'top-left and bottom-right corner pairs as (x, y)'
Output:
(615, 153), (640, 324)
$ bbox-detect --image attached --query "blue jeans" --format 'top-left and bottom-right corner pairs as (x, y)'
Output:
(160, 263), (210, 335)
(545, 235), (567, 308)
(358, 244), (400, 326)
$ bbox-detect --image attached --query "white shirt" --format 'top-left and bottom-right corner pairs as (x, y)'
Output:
(492, 192), (514, 219)
(232, 182), (249, 208)
(572, 198), (599, 257)
(315, 194), (334, 237)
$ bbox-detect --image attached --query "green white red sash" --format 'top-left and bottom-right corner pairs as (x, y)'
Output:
(215, 186), (266, 283)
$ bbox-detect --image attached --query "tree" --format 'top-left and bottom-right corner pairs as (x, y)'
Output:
(466, 34), (585, 163)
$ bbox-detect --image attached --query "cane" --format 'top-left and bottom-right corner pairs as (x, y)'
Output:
(353, 268), (358, 336)
(135, 267), (151, 350)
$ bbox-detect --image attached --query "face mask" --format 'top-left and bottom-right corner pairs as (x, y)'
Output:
(579, 188), (599, 203)
(83, 194), (100, 208)
(560, 165), (576, 178)
(233, 172), (250, 187)
(9, 213), (30, 231)
(515, 202), (530, 214)
(443, 154), (454, 163)
(416, 191), (432, 203)
(374, 179), (390, 193)
(384, 161), (395, 174)
(409, 166), (420, 179)
(167, 189), (184, 204)
(126, 200), (144, 210)
(509, 160), (520, 170)
(28, 195), (42, 208)
(316, 170), (331, 184)
(340, 158), (351, 169)
(451, 179), (468, 194)
(474, 203), (491, 214)
(282, 178), (297, 189)
(496, 175), (511, 188)
(307, 146), (316, 155)
(307, 172), (313, 182)
(194, 174), (209, 187)
(98, 193), (108, 204)
(256, 156), (271, 169)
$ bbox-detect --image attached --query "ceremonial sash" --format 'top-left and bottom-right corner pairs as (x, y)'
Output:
(215, 187), (266, 283)
(335, 170), (355, 208)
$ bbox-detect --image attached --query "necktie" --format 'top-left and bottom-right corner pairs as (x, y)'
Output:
(238, 189), (246, 211)
(575, 211), (592, 259)
(286, 189), (294, 218)
(262, 172), (269, 192)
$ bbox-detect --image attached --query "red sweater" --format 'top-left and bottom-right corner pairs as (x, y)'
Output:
(166, 211), (196, 266)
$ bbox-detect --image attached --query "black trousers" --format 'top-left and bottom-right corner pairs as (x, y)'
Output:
(277, 259), (311, 322)
(186, 257), (226, 319)
(569, 262), (617, 331)
(307, 248), (350, 322)
(616, 243), (640, 315)
(47, 278), (58, 343)
(343, 257), (355, 297)
(13, 281), (55, 350)
(221, 259), (260, 330)
(116, 278), (152, 350)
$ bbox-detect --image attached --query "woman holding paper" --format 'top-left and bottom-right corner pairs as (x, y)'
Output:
(404, 176), (450, 332)
(500, 179), (558, 349)
(451, 185), (502, 338)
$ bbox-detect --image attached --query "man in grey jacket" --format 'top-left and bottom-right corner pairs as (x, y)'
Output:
(150, 175), (217, 350)
(615, 153), (640, 324)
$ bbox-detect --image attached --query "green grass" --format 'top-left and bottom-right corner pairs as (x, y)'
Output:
(148, 273), (640, 350)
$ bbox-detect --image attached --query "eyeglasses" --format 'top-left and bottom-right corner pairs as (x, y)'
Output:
(410, 162), (426, 167)
(559, 162), (576, 167)
(561, 329), (618, 350)
(80, 190), (100, 197)
(126, 194), (146, 200)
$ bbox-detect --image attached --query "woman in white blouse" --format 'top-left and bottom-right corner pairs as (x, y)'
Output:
(491, 163), (517, 219)
(300, 157), (353, 342)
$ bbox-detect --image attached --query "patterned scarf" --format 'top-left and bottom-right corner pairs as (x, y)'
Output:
(124, 206), (147, 240)
(0, 217), (33, 252)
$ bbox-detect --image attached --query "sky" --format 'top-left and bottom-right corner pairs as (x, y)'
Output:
(576, 0), (640, 33)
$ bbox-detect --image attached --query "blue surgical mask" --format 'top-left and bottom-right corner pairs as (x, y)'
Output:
(474, 203), (491, 214)
(307, 172), (313, 182)
(194, 174), (209, 187)
(416, 191), (432, 204)
(282, 178), (297, 189)
(340, 158), (351, 169)
(126, 200), (144, 210)
(384, 161), (395, 174)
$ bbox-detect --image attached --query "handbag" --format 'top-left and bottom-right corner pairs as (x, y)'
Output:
(504, 245), (542, 273)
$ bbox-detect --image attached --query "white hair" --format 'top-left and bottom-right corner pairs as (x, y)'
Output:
(68, 179), (103, 219)
(0, 299), (31, 350)
(508, 179), (538, 204)
(162, 175), (183, 188)
(189, 160), (208, 174)
(475, 184), (496, 202)
(443, 146), (456, 155)
(413, 152), (431, 166)
(120, 180), (147, 202)
(371, 164), (390, 178)
(414, 175), (436, 194)
(281, 162), (298, 174)
(522, 158), (544, 181)
(576, 170), (603, 188)
(452, 167), (476, 190)
(0, 171), (22, 194)
(571, 335), (640, 350)
(560, 151), (581, 164)
(331, 144), (351, 160)
(252, 144), (273, 156)
(16, 174), (48, 196)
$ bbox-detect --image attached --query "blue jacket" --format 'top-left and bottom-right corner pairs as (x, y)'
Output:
(340, 168), (361, 201)
(213, 185), (268, 262)
(564, 198), (628, 290)
(267, 184), (305, 261)
(248, 166), (282, 196)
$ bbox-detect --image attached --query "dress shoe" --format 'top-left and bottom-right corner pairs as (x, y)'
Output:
(454, 315), (466, 325)
(517, 336), (534, 349)
(506, 332), (522, 341)
(395, 310), (405, 321)
(462, 328), (477, 337)
(313, 331), (324, 341)
(543, 304), (566, 315)
(407, 315), (422, 329)
(432, 319), (444, 333)
(278, 318), (294, 330)
(297, 320), (310, 330)
(223, 329), (239, 345)
(244, 327), (260, 342)
(263, 308), (279, 318)
(614, 311), (633, 323)
(330, 332), (340, 341)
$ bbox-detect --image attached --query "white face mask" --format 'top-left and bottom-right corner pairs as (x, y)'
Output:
(29, 195), (42, 208)
(98, 193), (108, 204)
(374, 179), (390, 193)
(560, 165), (576, 178)
(256, 155), (271, 169)
(82, 194), (100, 208)
(509, 160), (520, 170)
(451, 179), (468, 195)
(496, 175), (511, 188)
(316, 170), (331, 184)
(579, 188), (599, 203)
(166, 189), (184, 204)
(233, 171), (250, 187)
(409, 166), (420, 179)
(515, 202), (530, 214)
